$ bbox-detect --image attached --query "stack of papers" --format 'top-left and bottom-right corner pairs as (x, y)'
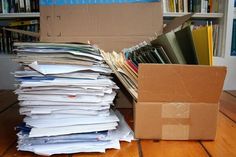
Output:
(13, 42), (134, 156)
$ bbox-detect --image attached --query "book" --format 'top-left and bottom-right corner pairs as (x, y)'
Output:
(175, 25), (199, 64)
(0, 0), (39, 13)
(231, 19), (236, 56)
(2, 0), (8, 13)
(25, 0), (31, 12)
(212, 24), (220, 56)
(8, 19), (39, 27)
(8, 0), (14, 13)
(192, 25), (213, 65)
(151, 31), (186, 64)
(163, 0), (219, 13)
(19, 0), (25, 12)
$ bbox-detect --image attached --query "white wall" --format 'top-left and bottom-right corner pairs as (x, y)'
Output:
(0, 54), (19, 89)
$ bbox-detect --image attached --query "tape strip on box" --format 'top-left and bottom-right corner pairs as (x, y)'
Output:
(161, 103), (190, 140)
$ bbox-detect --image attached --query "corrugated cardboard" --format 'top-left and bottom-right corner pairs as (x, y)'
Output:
(135, 64), (226, 140)
(40, 2), (163, 51)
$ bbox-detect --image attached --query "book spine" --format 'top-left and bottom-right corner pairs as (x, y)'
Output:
(0, 30), (2, 53)
(163, 0), (167, 13)
(35, 0), (39, 12)
(196, 0), (201, 12)
(2, 0), (8, 13)
(15, 0), (19, 12)
(25, 0), (31, 12)
(180, 0), (184, 12)
(201, 0), (206, 13)
(214, 0), (219, 13)
(231, 20), (236, 56)
(19, 0), (25, 12)
(188, 0), (191, 12)
(175, 0), (178, 12)
(208, 0), (212, 13)
(0, 0), (2, 13)
(183, 0), (188, 12)
(8, 0), (14, 13)
(30, 0), (35, 12)
(8, 19), (39, 27)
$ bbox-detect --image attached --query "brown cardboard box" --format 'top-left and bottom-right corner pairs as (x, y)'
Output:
(40, 2), (163, 51)
(135, 64), (226, 140)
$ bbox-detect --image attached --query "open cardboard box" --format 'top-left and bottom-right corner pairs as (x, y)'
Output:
(40, 1), (227, 140)
(135, 64), (226, 140)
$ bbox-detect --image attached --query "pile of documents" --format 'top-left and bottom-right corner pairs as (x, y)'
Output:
(13, 42), (133, 156)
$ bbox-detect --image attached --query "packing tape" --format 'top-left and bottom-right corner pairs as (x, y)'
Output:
(162, 103), (190, 118)
(161, 103), (190, 140)
(162, 124), (189, 140)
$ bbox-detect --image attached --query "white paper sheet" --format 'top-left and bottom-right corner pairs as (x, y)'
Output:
(29, 61), (112, 75)
(29, 122), (118, 137)
(18, 93), (116, 103)
(24, 110), (119, 128)
(19, 100), (112, 106)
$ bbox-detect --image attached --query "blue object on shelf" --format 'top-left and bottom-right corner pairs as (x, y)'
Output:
(231, 19), (236, 56)
(40, 0), (160, 6)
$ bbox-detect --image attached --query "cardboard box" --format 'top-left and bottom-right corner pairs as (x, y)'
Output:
(40, 2), (163, 51)
(135, 64), (226, 140)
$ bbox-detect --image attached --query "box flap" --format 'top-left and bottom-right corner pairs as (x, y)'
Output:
(138, 64), (226, 103)
(40, 2), (163, 51)
(40, 6), (55, 38)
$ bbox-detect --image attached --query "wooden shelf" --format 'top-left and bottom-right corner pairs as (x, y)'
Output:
(0, 12), (224, 19)
(0, 13), (40, 19)
(163, 12), (223, 19)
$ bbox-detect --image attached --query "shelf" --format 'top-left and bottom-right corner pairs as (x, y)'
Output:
(163, 12), (223, 19)
(0, 13), (40, 19)
(0, 12), (224, 19)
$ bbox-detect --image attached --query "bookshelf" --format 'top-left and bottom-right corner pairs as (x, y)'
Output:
(0, 13), (40, 19)
(212, 0), (236, 90)
(162, 0), (225, 58)
(0, 0), (40, 52)
(163, 12), (223, 19)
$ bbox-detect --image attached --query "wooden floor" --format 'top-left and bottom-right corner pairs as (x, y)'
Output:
(0, 91), (236, 157)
